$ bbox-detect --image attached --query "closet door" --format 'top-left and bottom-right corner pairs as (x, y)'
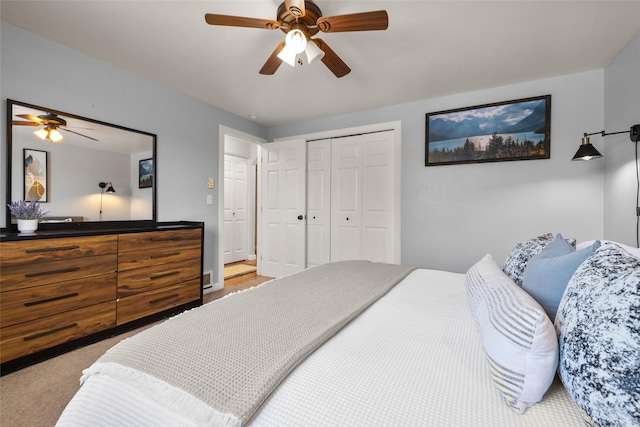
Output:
(361, 131), (395, 263)
(307, 139), (331, 267)
(331, 136), (362, 261)
(330, 131), (395, 263)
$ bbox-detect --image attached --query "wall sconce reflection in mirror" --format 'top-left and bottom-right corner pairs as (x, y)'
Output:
(99, 181), (115, 221)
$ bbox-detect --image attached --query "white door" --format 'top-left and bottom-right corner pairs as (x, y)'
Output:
(223, 154), (248, 264)
(260, 139), (307, 278)
(331, 136), (362, 261)
(331, 131), (395, 263)
(306, 139), (331, 267)
(361, 131), (395, 263)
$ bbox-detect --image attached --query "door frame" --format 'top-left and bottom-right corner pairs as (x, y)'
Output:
(217, 125), (265, 291)
(273, 120), (402, 264)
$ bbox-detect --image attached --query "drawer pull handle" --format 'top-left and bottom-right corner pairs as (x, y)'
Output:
(23, 323), (78, 341)
(25, 267), (80, 278)
(150, 237), (181, 242)
(150, 271), (180, 280)
(150, 252), (181, 259)
(149, 294), (179, 305)
(25, 245), (80, 253)
(24, 293), (79, 307)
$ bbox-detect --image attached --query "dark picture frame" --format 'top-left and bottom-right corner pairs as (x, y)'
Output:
(425, 95), (551, 166)
(138, 158), (153, 188)
(24, 148), (48, 202)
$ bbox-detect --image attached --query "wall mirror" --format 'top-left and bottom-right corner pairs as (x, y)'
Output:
(6, 99), (156, 226)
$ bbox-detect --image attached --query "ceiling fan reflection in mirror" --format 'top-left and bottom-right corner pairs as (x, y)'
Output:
(13, 112), (98, 142)
(204, 0), (388, 77)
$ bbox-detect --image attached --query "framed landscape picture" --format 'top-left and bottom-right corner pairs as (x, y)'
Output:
(139, 158), (153, 188)
(425, 95), (551, 166)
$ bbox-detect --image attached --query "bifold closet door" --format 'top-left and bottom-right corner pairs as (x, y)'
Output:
(331, 131), (395, 263)
(307, 140), (331, 267)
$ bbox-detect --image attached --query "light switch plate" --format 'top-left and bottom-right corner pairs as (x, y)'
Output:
(206, 195), (213, 204)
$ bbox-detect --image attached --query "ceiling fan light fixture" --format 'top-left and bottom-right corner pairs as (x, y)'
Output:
(48, 127), (63, 142)
(277, 44), (298, 67)
(285, 29), (307, 54)
(305, 39), (325, 64)
(34, 128), (49, 140)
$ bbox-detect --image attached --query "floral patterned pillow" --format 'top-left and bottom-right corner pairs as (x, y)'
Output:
(555, 243), (640, 427)
(503, 233), (554, 286)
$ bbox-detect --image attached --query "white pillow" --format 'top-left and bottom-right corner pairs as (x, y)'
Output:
(466, 254), (558, 413)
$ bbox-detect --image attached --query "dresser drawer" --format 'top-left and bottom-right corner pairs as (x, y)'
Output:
(118, 246), (201, 272)
(0, 235), (117, 266)
(117, 259), (200, 297)
(118, 228), (201, 253)
(0, 301), (116, 363)
(117, 280), (201, 325)
(0, 254), (117, 292)
(1, 273), (116, 328)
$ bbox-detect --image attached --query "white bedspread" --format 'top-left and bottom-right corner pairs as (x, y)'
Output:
(58, 268), (589, 426)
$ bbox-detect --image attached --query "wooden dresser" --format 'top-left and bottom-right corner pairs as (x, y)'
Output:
(0, 222), (203, 373)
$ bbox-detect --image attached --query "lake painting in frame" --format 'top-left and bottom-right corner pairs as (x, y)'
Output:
(425, 95), (551, 166)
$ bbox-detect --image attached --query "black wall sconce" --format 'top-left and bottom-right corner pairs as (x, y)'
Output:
(99, 182), (115, 193)
(572, 124), (640, 161)
(98, 181), (115, 221)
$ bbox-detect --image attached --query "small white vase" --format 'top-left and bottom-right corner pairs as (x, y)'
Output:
(17, 219), (39, 233)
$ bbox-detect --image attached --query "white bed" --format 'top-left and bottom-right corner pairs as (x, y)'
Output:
(56, 262), (595, 426)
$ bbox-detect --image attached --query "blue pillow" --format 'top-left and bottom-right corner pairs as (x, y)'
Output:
(522, 234), (600, 321)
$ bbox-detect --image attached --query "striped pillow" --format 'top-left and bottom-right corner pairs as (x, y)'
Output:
(466, 254), (558, 413)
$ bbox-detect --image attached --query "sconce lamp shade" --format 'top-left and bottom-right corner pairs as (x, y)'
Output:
(572, 136), (603, 161)
(99, 182), (116, 193)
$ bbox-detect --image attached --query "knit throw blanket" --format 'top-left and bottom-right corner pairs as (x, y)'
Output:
(83, 260), (415, 426)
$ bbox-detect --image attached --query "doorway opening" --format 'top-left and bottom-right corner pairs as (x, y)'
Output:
(219, 127), (270, 289)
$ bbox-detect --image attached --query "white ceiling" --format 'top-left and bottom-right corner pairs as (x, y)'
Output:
(2, 1), (639, 127)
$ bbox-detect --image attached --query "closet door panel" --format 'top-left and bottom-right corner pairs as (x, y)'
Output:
(307, 140), (331, 267)
(331, 137), (362, 262)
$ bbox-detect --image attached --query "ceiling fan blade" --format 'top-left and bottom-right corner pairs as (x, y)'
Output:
(12, 120), (40, 126)
(317, 10), (388, 33)
(204, 13), (279, 30)
(61, 128), (99, 141)
(285, 0), (305, 17)
(16, 113), (47, 124)
(259, 41), (286, 75)
(314, 39), (351, 78)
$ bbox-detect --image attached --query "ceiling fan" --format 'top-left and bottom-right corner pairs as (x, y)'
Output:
(204, 0), (388, 77)
(13, 112), (98, 142)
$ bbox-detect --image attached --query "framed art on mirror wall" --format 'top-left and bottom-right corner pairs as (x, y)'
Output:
(24, 149), (48, 202)
(139, 158), (153, 188)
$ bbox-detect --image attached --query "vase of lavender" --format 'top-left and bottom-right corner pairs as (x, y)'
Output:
(8, 200), (49, 233)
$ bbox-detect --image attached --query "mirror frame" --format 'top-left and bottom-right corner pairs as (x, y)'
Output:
(6, 99), (157, 230)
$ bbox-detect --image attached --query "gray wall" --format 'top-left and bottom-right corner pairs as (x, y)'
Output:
(604, 31), (640, 247)
(3, 20), (636, 276)
(1, 22), (267, 281)
(268, 71), (608, 273)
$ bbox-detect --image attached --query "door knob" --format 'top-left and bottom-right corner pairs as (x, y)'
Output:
(297, 215), (304, 220)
